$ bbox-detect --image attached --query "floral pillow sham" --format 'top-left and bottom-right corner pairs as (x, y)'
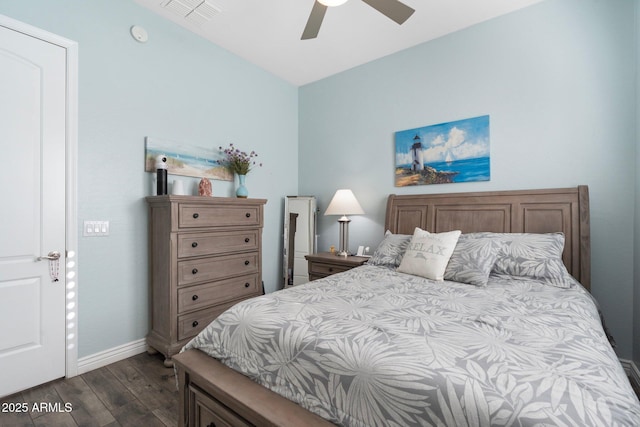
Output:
(443, 234), (501, 287)
(462, 232), (576, 288)
(367, 230), (411, 268)
(494, 232), (576, 287)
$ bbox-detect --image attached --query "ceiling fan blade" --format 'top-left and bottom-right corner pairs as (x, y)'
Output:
(301, 1), (328, 40)
(361, 0), (415, 25)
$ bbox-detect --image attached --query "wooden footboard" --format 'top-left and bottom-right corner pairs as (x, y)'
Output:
(173, 349), (334, 427)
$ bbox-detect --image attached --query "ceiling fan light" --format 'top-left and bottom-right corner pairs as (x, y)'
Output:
(318, 0), (348, 7)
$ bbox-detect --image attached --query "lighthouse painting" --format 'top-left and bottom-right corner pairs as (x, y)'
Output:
(395, 115), (490, 187)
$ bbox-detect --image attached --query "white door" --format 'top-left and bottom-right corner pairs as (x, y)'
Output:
(0, 22), (67, 397)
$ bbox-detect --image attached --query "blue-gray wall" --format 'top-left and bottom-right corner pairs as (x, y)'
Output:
(2, 0), (639, 363)
(299, 0), (638, 358)
(0, 0), (298, 357)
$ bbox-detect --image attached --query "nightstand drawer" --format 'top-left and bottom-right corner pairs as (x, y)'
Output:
(178, 274), (259, 314)
(178, 252), (259, 286)
(310, 262), (351, 276)
(179, 204), (262, 229)
(177, 230), (259, 258)
(177, 301), (238, 341)
(305, 253), (370, 281)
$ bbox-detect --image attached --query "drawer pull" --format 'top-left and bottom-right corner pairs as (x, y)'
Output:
(191, 242), (198, 248)
(192, 213), (199, 219)
(245, 213), (251, 218)
(329, 267), (334, 272)
(192, 321), (199, 328)
(192, 295), (199, 301)
(244, 238), (250, 243)
(207, 423), (216, 427)
(192, 268), (198, 275)
(244, 260), (250, 266)
(244, 282), (250, 288)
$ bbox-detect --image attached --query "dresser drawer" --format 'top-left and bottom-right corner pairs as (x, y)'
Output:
(177, 230), (259, 258)
(310, 262), (351, 277)
(178, 274), (260, 314)
(177, 301), (238, 341)
(178, 252), (259, 286)
(179, 204), (262, 229)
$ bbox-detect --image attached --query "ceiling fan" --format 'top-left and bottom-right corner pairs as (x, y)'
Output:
(302, 0), (415, 40)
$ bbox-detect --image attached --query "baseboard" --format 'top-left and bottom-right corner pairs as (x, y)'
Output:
(77, 338), (148, 375)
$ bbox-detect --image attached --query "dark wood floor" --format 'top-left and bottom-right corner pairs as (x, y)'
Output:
(0, 352), (178, 427)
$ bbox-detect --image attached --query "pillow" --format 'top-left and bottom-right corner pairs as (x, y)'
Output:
(397, 228), (461, 280)
(444, 234), (501, 287)
(367, 230), (411, 267)
(468, 232), (575, 288)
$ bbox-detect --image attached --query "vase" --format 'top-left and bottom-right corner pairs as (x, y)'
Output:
(236, 174), (248, 198)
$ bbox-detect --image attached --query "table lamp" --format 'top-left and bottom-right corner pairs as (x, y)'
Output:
(324, 189), (364, 256)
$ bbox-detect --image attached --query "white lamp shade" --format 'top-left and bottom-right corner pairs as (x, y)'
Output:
(318, 0), (348, 6)
(324, 189), (364, 216)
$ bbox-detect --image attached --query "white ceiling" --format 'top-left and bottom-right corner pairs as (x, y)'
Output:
(134, 0), (543, 86)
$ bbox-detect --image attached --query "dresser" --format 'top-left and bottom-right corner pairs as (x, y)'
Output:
(305, 252), (369, 281)
(146, 195), (267, 366)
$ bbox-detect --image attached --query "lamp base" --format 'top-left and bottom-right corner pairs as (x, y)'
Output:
(337, 216), (351, 257)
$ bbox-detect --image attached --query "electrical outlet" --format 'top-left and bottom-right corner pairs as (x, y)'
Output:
(83, 221), (109, 237)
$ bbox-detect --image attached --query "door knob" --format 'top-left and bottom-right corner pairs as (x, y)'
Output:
(37, 251), (61, 261)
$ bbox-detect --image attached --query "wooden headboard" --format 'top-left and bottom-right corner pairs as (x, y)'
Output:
(385, 186), (591, 291)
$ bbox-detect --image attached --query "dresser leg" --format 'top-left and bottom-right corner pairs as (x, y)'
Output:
(163, 357), (174, 368)
(146, 346), (158, 355)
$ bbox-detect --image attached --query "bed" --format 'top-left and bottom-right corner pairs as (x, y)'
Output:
(173, 186), (640, 426)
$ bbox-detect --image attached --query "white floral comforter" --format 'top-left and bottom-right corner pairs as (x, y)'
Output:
(184, 265), (640, 426)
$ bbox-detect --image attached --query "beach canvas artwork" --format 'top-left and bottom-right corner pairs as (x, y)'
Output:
(145, 137), (232, 181)
(395, 115), (490, 187)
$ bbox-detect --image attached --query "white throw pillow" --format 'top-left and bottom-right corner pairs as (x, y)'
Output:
(397, 228), (461, 280)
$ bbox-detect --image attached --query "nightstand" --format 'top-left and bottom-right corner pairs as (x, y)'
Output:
(305, 252), (369, 281)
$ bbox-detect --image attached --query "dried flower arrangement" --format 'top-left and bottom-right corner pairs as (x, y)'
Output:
(218, 143), (262, 175)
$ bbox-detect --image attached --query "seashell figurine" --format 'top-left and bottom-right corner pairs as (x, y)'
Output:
(198, 178), (212, 197)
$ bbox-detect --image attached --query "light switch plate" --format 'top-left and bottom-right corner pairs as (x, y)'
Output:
(84, 221), (109, 237)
